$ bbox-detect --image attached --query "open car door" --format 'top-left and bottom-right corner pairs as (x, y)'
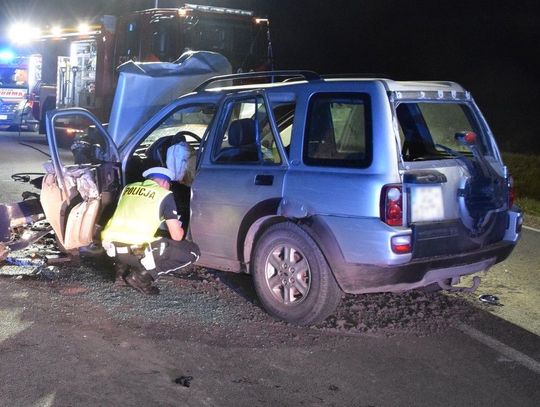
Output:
(43, 108), (120, 251)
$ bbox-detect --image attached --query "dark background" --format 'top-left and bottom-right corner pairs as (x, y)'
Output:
(1, 0), (539, 154)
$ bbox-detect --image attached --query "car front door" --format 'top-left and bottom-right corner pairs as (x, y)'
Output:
(43, 108), (120, 251)
(191, 92), (289, 271)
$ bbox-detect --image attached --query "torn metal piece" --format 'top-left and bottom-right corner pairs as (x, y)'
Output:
(1, 199), (46, 244)
(7, 227), (53, 252)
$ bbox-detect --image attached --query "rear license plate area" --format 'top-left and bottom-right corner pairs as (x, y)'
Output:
(410, 186), (444, 222)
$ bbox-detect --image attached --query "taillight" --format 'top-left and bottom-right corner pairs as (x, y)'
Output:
(380, 184), (403, 226)
(508, 175), (515, 208)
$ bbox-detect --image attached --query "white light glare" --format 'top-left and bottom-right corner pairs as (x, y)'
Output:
(8, 23), (41, 44)
(51, 26), (62, 37)
(78, 23), (90, 34)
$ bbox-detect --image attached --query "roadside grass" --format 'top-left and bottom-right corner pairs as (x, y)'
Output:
(502, 152), (540, 227)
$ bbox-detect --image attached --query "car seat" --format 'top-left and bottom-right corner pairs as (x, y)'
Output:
(215, 118), (259, 162)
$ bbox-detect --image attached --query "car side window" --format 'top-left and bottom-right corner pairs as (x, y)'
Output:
(213, 96), (282, 164)
(304, 93), (372, 168)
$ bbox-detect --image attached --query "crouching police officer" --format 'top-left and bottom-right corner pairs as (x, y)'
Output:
(101, 167), (200, 294)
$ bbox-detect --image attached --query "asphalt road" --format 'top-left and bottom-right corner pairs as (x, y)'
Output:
(0, 130), (538, 406)
(0, 131), (48, 203)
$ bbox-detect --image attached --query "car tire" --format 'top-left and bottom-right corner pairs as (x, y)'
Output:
(252, 222), (342, 325)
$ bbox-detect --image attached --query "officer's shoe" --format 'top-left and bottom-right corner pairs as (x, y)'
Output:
(125, 269), (160, 295)
(113, 263), (130, 288)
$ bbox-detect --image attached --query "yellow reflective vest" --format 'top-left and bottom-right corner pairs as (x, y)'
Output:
(101, 179), (172, 245)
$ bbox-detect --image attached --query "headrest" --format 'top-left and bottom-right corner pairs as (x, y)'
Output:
(228, 118), (256, 147)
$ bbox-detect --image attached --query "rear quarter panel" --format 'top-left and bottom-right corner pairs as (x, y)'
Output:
(283, 81), (405, 264)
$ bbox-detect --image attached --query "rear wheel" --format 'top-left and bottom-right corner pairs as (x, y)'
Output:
(252, 222), (342, 325)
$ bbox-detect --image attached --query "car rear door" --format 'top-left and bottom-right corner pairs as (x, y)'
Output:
(43, 108), (120, 251)
(395, 98), (511, 256)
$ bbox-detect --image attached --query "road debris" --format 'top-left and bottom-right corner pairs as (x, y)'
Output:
(0, 262), (60, 279)
(174, 376), (193, 387)
(478, 294), (502, 306)
(0, 230), (66, 279)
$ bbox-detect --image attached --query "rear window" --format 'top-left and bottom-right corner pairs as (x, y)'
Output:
(304, 93), (372, 168)
(396, 102), (492, 161)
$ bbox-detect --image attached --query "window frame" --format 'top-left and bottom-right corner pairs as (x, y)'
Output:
(211, 94), (284, 165)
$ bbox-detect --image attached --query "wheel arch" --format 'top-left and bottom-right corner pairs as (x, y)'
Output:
(296, 217), (350, 292)
(237, 199), (352, 292)
(236, 197), (285, 268)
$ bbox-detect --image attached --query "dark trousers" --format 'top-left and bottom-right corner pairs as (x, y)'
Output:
(115, 239), (200, 280)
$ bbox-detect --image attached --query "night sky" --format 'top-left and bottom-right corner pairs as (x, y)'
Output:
(1, 0), (539, 154)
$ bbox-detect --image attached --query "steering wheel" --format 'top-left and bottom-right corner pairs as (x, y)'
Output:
(145, 131), (203, 166)
(171, 130), (202, 146)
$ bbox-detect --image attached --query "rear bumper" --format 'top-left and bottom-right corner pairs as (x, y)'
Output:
(336, 240), (515, 294)
(304, 211), (521, 294)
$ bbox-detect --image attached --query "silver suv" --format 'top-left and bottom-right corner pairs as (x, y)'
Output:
(4, 70), (523, 325)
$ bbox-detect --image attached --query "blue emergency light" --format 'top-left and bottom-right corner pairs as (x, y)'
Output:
(0, 49), (16, 63)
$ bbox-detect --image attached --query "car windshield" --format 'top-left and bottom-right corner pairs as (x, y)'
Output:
(141, 105), (216, 147)
(396, 101), (492, 161)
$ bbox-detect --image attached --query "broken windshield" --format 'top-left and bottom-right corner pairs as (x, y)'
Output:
(396, 101), (492, 162)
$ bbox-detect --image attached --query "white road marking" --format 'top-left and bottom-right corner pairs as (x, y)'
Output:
(457, 323), (540, 374)
(523, 225), (540, 233)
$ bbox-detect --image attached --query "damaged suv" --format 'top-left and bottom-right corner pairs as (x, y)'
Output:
(1, 62), (522, 325)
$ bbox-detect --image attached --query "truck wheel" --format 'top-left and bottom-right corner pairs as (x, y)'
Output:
(252, 222), (342, 325)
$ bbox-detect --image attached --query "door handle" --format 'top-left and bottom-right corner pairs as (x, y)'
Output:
(254, 174), (274, 186)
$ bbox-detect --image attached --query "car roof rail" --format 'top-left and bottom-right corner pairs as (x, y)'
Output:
(321, 73), (391, 79)
(194, 70), (321, 91)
